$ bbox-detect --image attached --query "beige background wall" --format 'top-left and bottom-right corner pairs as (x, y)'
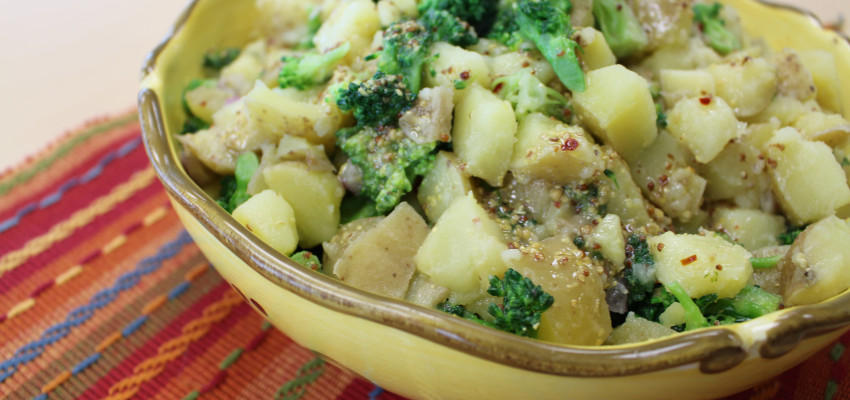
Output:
(0, 0), (847, 171)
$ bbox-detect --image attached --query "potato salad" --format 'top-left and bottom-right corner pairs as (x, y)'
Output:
(177, 0), (850, 346)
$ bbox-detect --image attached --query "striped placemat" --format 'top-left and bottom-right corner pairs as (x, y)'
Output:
(0, 114), (846, 399)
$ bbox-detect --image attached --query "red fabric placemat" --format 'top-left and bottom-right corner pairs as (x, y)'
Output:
(0, 114), (846, 399)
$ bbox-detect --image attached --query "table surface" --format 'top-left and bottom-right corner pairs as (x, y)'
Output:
(0, 0), (848, 171)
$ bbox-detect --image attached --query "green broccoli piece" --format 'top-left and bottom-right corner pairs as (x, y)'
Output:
(591, 0), (649, 59)
(750, 256), (781, 269)
(375, 20), (433, 94)
(656, 103), (668, 128)
(438, 268), (555, 338)
(492, 69), (570, 121)
(621, 234), (667, 320)
(339, 194), (382, 224)
(279, 42), (351, 90)
(666, 281), (710, 331)
(216, 152), (259, 213)
(336, 72), (417, 128)
(515, 0), (586, 92)
(700, 285), (782, 324)
(693, 2), (741, 55)
(418, 0), (499, 33)
(291, 251), (323, 272)
(180, 115), (210, 135)
(487, 2), (524, 49)
(778, 226), (805, 245)
(563, 182), (607, 216)
(203, 47), (241, 71)
(336, 126), (436, 213)
(419, 9), (479, 47)
(297, 7), (323, 50)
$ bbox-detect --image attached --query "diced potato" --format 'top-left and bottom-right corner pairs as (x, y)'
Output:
(501, 235), (612, 346)
(667, 95), (739, 163)
(569, 0), (595, 27)
(793, 111), (850, 146)
(765, 127), (850, 225)
(242, 81), (334, 148)
(331, 203), (428, 298)
(405, 272), (451, 308)
(323, 217), (382, 272)
(486, 51), (555, 83)
(572, 65), (658, 159)
(773, 49), (817, 101)
(220, 40), (267, 95)
(573, 27), (616, 71)
(709, 55), (777, 117)
(711, 207), (785, 251)
(631, 0), (693, 49)
(263, 161), (345, 247)
(417, 151), (473, 224)
(606, 312), (677, 345)
(798, 50), (843, 114)
(659, 69), (715, 108)
(313, 0), (380, 62)
(648, 232), (753, 298)
(509, 113), (605, 185)
(630, 132), (706, 222)
(658, 303), (685, 327)
(601, 152), (659, 233)
(744, 96), (812, 126)
(587, 214), (626, 271)
(232, 190), (298, 255)
(699, 139), (768, 208)
(256, 0), (319, 47)
(399, 86), (454, 144)
(780, 216), (850, 306)
(633, 38), (721, 81)
(452, 84), (518, 186)
(185, 83), (231, 123)
(414, 195), (508, 295)
(426, 42), (491, 101)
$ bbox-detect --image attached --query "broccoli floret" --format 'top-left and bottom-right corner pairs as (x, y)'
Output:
(487, 2), (524, 49)
(279, 42), (351, 90)
(181, 115), (210, 135)
(291, 251), (323, 272)
(693, 2), (741, 55)
(339, 194), (382, 224)
(297, 7), (323, 50)
(203, 47), (241, 71)
(438, 268), (555, 338)
(418, 0), (499, 34)
(419, 9), (479, 47)
(620, 234), (667, 320)
(778, 226), (805, 245)
(515, 0), (586, 92)
(492, 69), (570, 121)
(216, 152), (259, 213)
(591, 0), (649, 59)
(375, 20), (433, 94)
(336, 72), (417, 128)
(336, 126), (436, 213)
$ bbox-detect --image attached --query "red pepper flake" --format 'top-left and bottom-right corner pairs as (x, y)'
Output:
(681, 254), (698, 266)
(767, 158), (778, 169)
(616, 4), (622, 10)
(715, 264), (723, 271)
(592, 243), (602, 250)
(739, 153), (747, 162)
(561, 138), (579, 151)
(657, 243), (665, 252)
(699, 96), (712, 105)
(591, 219), (599, 225)
(659, 174), (669, 186)
(521, 61), (530, 68)
(459, 70), (470, 80)
(534, 252), (545, 261)
(493, 82), (504, 93)
(583, 269), (590, 276)
(557, 49), (566, 57)
(647, 181), (655, 191)
(554, 201), (562, 209)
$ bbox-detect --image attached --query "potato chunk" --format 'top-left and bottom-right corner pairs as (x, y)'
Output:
(586, 214), (626, 271)
(780, 216), (850, 306)
(414, 195), (508, 295)
(263, 161), (345, 247)
(648, 232), (753, 299)
(798, 50), (844, 114)
(606, 312), (676, 345)
(417, 151), (473, 224)
(709, 55), (777, 117)
(572, 65), (658, 160)
(313, 0), (380, 62)
(667, 95), (739, 163)
(765, 127), (850, 225)
(711, 207), (785, 251)
(573, 27), (616, 71)
(232, 190), (298, 256)
(331, 203), (429, 298)
(453, 84), (518, 186)
(509, 113), (605, 185)
(502, 235), (611, 345)
(659, 69), (715, 108)
(425, 42), (491, 101)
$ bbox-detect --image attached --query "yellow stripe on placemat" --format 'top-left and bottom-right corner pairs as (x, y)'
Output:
(0, 168), (156, 276)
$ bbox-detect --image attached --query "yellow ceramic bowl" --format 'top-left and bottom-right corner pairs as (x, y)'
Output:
(140, 1), (850, 399)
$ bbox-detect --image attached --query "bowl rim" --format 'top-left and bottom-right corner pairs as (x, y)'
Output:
(139, 0), (850, 377)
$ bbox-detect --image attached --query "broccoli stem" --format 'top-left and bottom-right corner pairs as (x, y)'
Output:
(750, 256), (781, 269)
(515, 0), (586, 92)
(665, 282), (709, 331)
(591, 0), (648, 59)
